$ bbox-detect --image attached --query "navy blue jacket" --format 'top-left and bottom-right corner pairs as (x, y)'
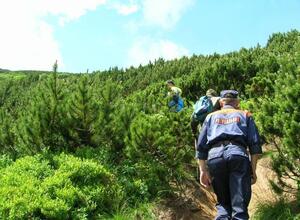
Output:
(196, 105), (262, 160)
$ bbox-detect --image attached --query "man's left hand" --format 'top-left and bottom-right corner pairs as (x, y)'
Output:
(200, 170), (212, 188)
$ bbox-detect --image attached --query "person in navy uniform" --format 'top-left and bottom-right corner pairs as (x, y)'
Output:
(196, 90), (262, 220)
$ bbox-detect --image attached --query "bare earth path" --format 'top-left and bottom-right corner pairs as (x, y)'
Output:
(155, 156), (276, 220)
(248, 156), (277, 217)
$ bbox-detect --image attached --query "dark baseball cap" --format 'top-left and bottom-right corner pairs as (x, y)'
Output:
(220, 90), (239, 98)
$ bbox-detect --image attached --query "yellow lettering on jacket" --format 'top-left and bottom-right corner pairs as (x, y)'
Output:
(215, 117), (241, 124)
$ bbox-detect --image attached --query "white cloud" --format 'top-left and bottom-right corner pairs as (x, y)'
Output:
(110, 1), (139, 16)
(142, 0), (195, 29)
(0, 0), (106, 71)
(127, 37), (189, 67)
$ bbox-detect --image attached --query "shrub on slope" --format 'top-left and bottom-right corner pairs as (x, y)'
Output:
(0, 153), (122, 219)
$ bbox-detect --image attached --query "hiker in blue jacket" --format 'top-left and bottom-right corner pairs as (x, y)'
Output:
(191, 89), (220, 182)
(191, 89), (220, 137)
(166, 80), (184, 112)
(196, 90), (262, 220)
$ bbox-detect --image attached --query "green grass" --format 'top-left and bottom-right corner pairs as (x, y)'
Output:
(101, 203), (156, 220)
(253, 199), (300, 220)
(0, 72), (27, 80)
(261, 150), (276, 158)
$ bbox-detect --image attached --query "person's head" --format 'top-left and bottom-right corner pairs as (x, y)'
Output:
(206, 89), (217, 97)
(220, 90), (240, 108)
(166, 80), (175, 89)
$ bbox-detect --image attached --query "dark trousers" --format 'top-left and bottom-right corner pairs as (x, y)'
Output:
(207, 154), (252, 220)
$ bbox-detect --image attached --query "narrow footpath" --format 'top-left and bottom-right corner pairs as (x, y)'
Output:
(155, 155), (276, 220)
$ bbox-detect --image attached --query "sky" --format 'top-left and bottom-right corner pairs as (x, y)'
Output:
(1, 0), (300, 73)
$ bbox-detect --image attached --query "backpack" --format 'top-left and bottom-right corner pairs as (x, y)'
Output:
(192, 96), (213, 122)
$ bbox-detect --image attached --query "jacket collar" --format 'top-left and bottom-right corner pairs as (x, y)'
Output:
(222, 105), (235, 109)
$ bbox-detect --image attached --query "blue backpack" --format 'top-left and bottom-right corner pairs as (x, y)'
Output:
(192, 96), (213, 122)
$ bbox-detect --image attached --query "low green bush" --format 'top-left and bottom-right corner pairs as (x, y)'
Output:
(0, 153), (123, 219)
(0, 154), (13, 169)
(253, 199), (300, 220)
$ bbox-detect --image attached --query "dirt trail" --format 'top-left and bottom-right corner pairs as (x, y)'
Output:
(154, 180), (216, 220)
(248, 156), (277, 215)
(155, 156), (276, 220)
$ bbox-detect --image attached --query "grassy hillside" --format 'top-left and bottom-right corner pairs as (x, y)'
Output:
(0, 30), (299, 219)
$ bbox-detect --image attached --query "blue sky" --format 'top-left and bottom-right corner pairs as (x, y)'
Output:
(1, 0), (300, 72)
